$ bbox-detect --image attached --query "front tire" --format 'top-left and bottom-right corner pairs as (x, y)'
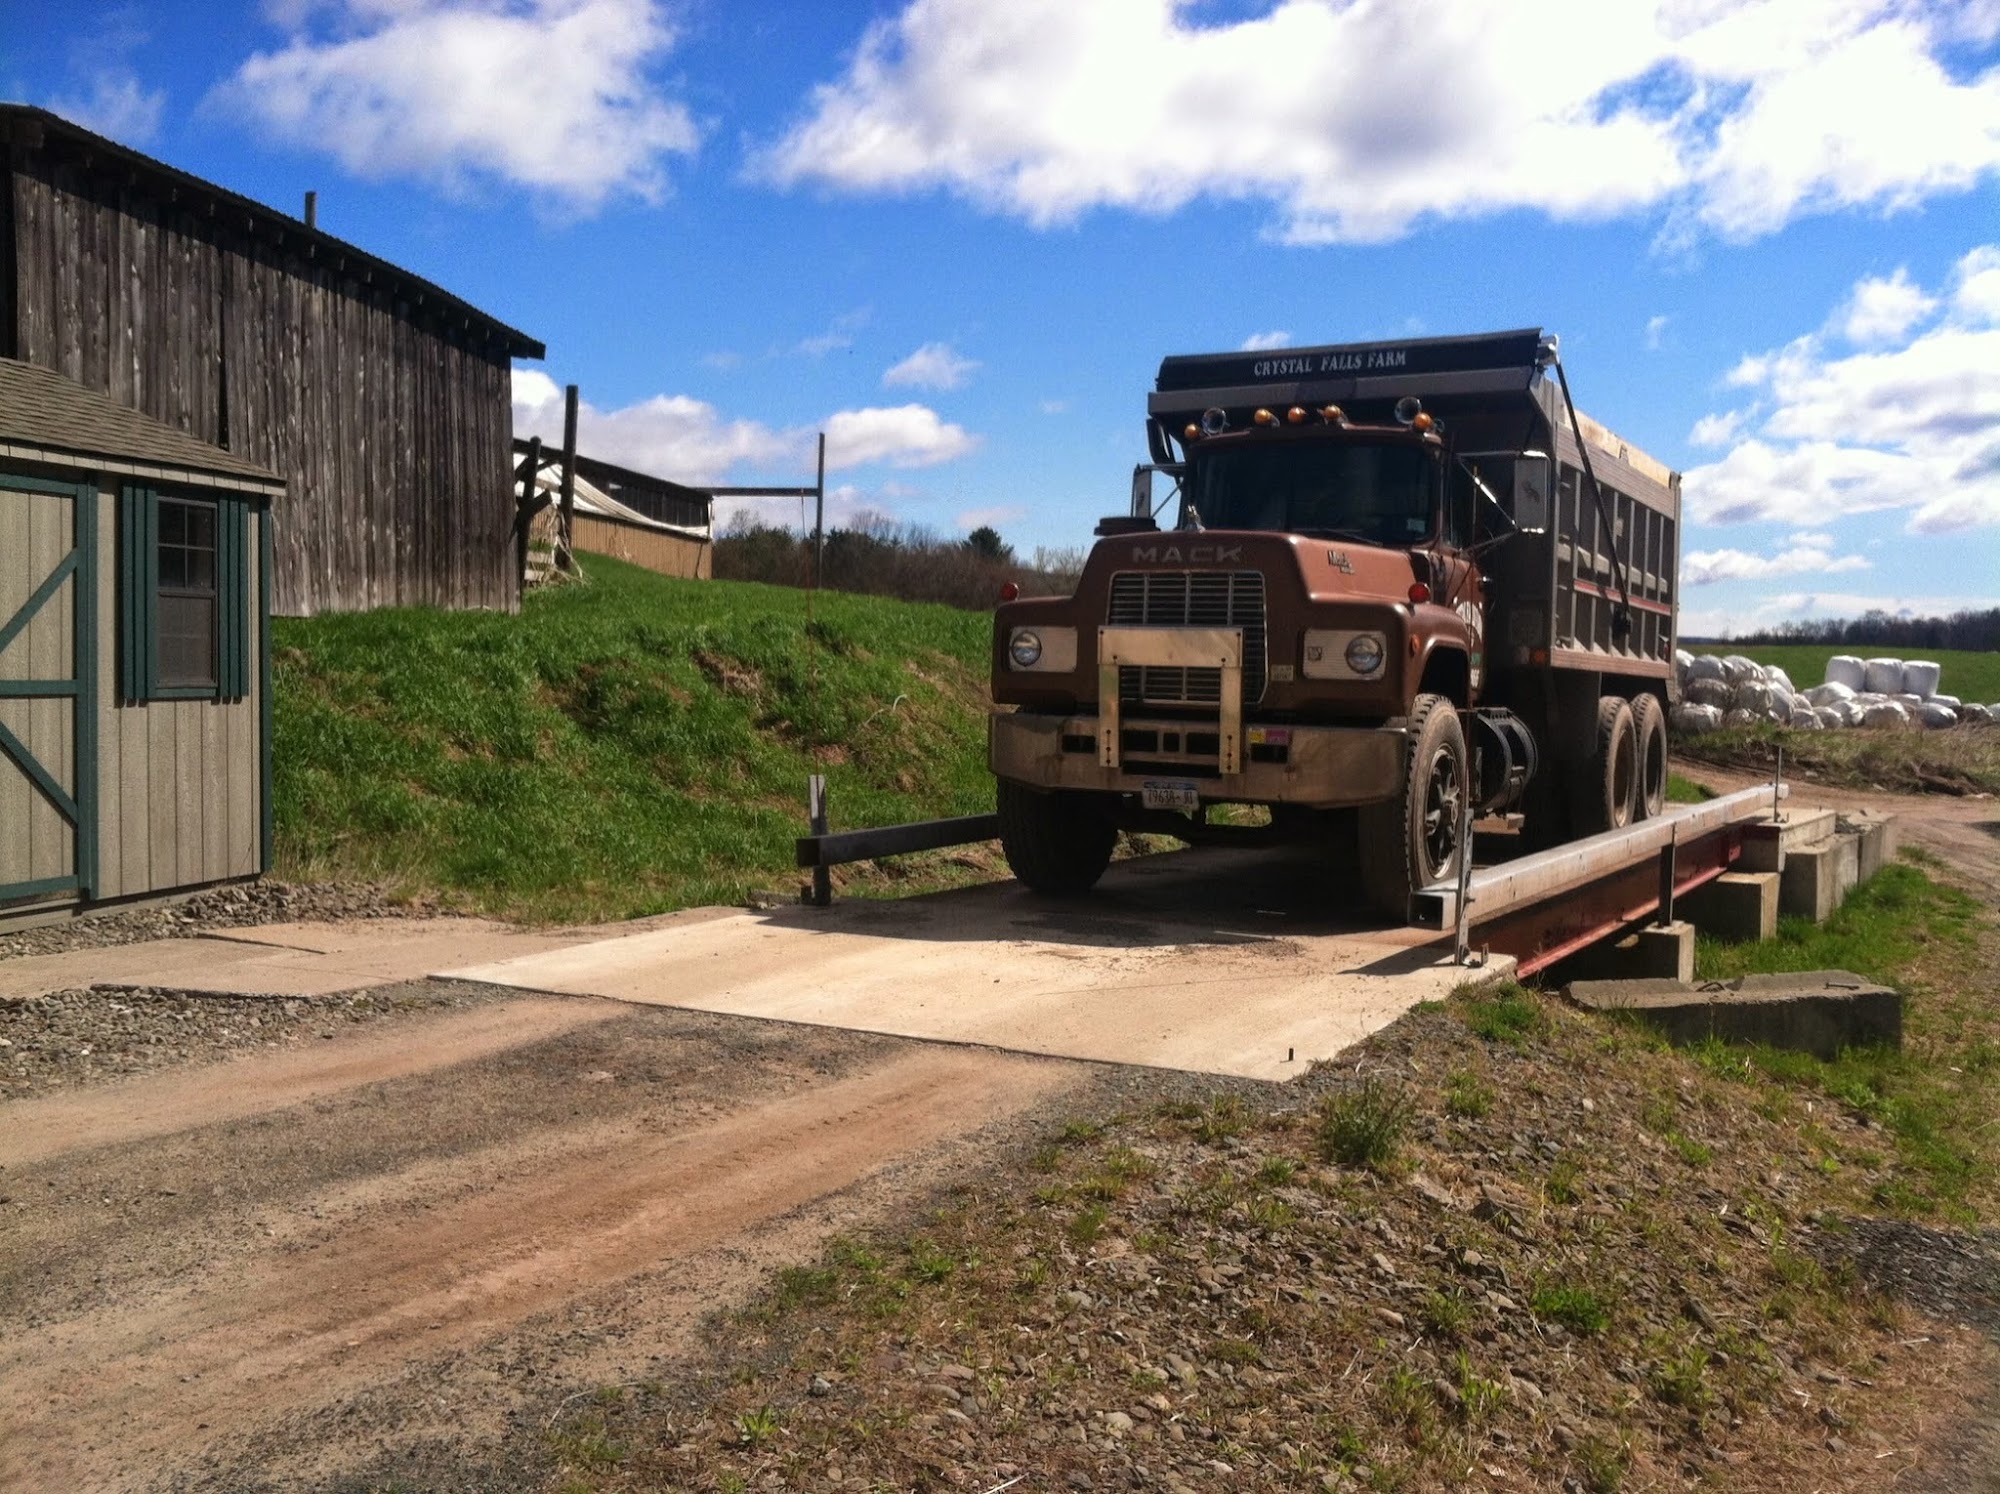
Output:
(1630, 693), (1668, 820)
(996, 779), (1117, 896)
(1357, 694), (1468, 922)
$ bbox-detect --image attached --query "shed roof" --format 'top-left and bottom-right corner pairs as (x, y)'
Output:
(0, 104), (544, 361)
(0, 357), (284, 494)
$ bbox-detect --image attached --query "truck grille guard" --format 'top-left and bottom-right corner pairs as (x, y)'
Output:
(1097, 627), (1246, 775)
(1107, 570), (1268, 707)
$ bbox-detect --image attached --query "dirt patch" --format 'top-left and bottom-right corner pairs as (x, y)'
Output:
(0, 991), (1088, 1493)
(0, 981), (511, 1102)
(0, 880), (437, 962)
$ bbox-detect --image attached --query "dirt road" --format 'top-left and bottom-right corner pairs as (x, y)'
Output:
(0, 985), (1086, 1491)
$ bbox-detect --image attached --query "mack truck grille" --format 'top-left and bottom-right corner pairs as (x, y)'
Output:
(1107, 570), (1268, 707)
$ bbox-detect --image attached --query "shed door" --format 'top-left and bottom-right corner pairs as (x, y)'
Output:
(0, 473), (97, 908)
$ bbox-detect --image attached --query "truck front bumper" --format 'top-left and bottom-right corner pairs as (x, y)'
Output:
(989, 710), (1406, 809)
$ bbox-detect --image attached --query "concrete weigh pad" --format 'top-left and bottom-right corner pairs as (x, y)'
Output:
(445, 849), (1512, 1081)
(0, 918), (589, 1000)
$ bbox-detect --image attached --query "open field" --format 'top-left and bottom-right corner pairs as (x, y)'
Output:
(1702, 644), (2000, 705)
(271, 558), (996, 922)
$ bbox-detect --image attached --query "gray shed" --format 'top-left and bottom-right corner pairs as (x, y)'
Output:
(1, 356), (280, 922)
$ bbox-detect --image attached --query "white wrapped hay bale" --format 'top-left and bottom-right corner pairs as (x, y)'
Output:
(1929, 693), (1961, 710)
(1723, 707), (1760, 727)
(1674, 648), (1694, 675)
(1864, 657), (1905, 694)
(1861, 700), (1909, 728)
(1805, 681), (1856, 707)
(1825, 655), (1867, 690)
(1814, 705), (1846, 728)
(1894, 692), (1924, 710)
(1918, 702), (1959, 729)
(1671, 703), (1724, 735)
(1687, 654), (1727, 684)
(1722, 654), (1766, 684)
(1733, 681), (1777, 716)
(1902, 660), (1942, 698)
(1790, 706), (1821, 729)
(1963, 703), (1995, 725)
(1767, 665), (1796, 693)
(1833, 698), (1865, 726)
(1685, 677), (1732, 709)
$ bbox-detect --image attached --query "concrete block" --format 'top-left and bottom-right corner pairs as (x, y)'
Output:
(1780, 836), (1861, 923)
(1548, 920), (1696, 983)
(1836, 810), (1897, 883)
(1682, 871), (1779, 942)
(1738, 809), (1837, 876)
(1566, 970), (1900, 1060)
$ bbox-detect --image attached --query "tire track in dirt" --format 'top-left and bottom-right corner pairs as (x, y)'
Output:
(0, 1044), (1076, 1492)
(0, 996), (624, 1168)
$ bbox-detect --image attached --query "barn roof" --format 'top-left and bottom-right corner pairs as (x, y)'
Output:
(0, 356), (284, 495)
(0, 103), (544, 361)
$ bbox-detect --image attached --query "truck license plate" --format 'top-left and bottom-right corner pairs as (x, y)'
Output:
(1141, 779), (1201, 812)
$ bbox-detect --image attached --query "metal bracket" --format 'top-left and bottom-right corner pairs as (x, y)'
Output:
(1096, 626), (1244, 774)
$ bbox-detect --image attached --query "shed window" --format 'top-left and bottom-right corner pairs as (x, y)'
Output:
(119, 487), (252, 703)
(157, 499), (218, 688)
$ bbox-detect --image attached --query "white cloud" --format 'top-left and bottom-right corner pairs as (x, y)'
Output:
(1838, 267), (1938, 345)
(1689, 410), (1746, 447)
(700, 351), (743, 371)
(1038, 398), (1069, 415)
(794, 308), (871, 358)
(213, 0), (697, 210)
(53, 70), (166, 144)
(883, 341), (980, 390)
(513, 371), (979, 483)
(1241, 331), (1292, 351)
(1681, 540), (1869, 586)
(1644, 315), (1669, 351)
(752, 0), (2000, 245)
(1684, 247), (2000, 534)
(824, 404), (980, 468)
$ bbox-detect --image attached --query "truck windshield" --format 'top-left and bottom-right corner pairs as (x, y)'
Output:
(1186, 441), (1436, 545)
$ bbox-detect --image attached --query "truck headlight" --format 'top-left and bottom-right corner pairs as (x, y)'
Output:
(1302, 628), (1389, 680)
(1005, 626), (1076, 672)
(1344, 633), (1386, 676)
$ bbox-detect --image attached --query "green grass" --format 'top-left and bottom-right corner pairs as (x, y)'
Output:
(1676, 718), (2000, 796)
(1711, 644), (2000, 705)
(1665, 772), (1714, 804)
(271, 557), (996, 921)
(1693, 858), (1991, 1218)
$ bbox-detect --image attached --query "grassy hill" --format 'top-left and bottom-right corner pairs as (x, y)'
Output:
(272, 557), (996, 922)
(1707, 643), (2000, 705)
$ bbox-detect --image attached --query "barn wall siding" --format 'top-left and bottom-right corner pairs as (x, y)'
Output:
(11, 153), (519, 618)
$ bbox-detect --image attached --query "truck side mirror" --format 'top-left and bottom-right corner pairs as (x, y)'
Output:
(1511, 452), (1552, 534)
(1130, 465), (1153, 518)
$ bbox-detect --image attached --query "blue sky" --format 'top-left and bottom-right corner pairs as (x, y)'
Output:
(8, 0), (1999, 637)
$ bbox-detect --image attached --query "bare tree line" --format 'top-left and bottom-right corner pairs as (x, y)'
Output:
(1719, 607), (2000, 652)
(713, 512), (1088, 611)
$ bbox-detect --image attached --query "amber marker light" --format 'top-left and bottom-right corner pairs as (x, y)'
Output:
(1320, 405), (1345, 423)
(1253, 408), (1277, 426)
(1184, 423), (1200, 440)
(1286, 406), (1308, 424)
(1411, 413), (1435, 432)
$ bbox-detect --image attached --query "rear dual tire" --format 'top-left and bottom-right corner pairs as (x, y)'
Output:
(1572, 694), (1669, 835)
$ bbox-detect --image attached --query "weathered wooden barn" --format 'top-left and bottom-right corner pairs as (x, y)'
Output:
(0, 104), (544, 617)
(2, 356), (279, 922)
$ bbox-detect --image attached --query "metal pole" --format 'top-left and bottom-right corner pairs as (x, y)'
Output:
(558, 383), (579, 573)
(1654, 832), (1676, 926)
(303, 190), (317, 229)
(813, 432), (826, 591)
(807, 774), (831, 907)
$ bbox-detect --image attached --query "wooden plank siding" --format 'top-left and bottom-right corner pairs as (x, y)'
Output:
(9, 149), (524, 618)
(85, 484), (264, 901)
(571, 513), (714, 580)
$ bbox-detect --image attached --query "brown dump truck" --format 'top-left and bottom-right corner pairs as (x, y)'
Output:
(989, 328), (1681, 919)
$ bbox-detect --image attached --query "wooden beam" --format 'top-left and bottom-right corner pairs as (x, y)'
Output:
(557, 383), (578, 572)
(796, 814), (1001, 869)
